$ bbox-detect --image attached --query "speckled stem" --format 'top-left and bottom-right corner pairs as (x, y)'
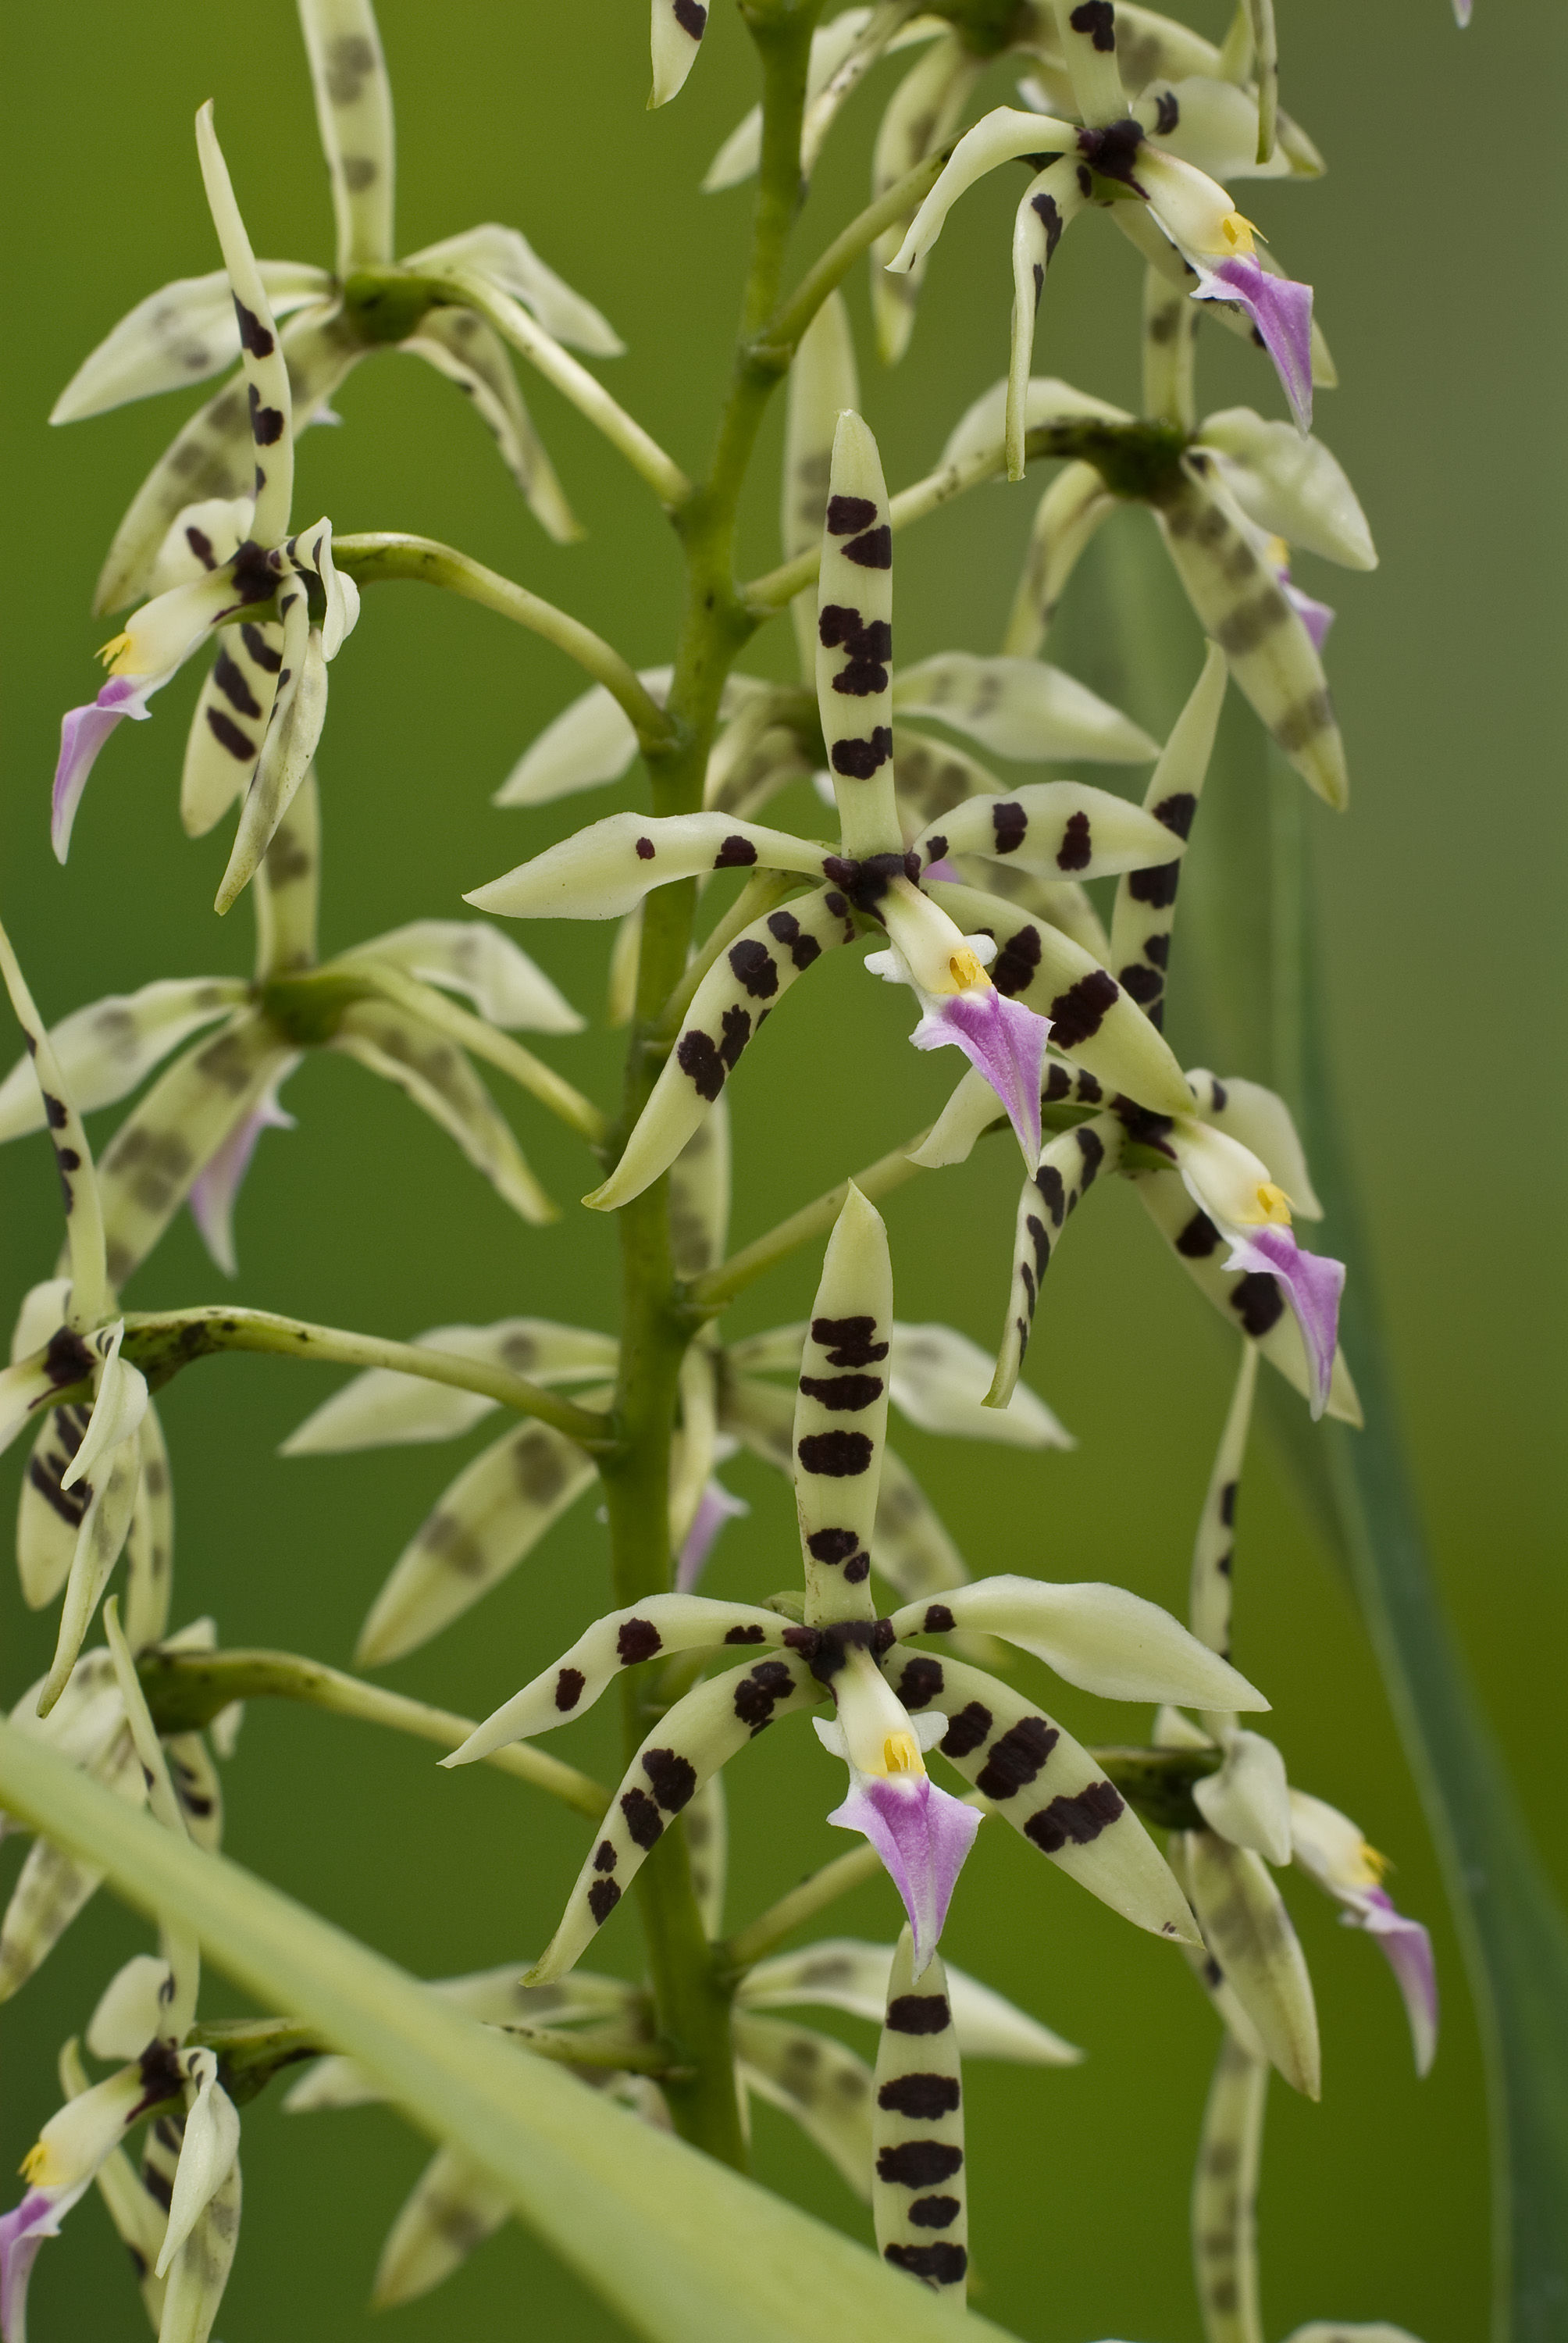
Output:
(600, 0), (827, 2171)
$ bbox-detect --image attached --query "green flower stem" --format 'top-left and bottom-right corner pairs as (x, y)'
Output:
(497, 2023), (685, 2078)
(594, 0), (828, 2172)
(331, 533), (675, 748)
(753, 145), (955, 366)
(686, 1130), (932, 1315)
(137, 1645), (611, 1821)
(95, 1307), (613, 1446)
(723, 1844), (886, 1974)
(326, 959), (611, 1145)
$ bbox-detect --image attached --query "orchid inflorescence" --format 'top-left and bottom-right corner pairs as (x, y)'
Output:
(0, 0), (1452, 2337)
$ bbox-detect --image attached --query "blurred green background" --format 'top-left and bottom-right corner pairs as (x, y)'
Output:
(1, 2), (1563, 2338)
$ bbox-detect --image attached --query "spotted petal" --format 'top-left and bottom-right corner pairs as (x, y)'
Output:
(886, 1651), (1199, 1943)
(871, 34), (986, 366)
(370, 2144), (513, 2307)
(0, 980), (245, 1143)
(986, 1114), (1124, 1406)
(1108, 643), (1228, 1031)
(585, 886), (854, 1213)
(298, 0), (395, 275)
(650, 0), (709, 106)
(894, 655), (1156, 766)
(354, 1418), (600, 1666)
(332, 1000), (554, 1225)
(871, 1929), (969, 2297)
(1183, 1828), (1320, 2097)
(51, 264), (333, 424)
(1199, 407), (1376, 569)
(468, 810), (832, 922)
(736, 2013), (875, 2199)
(889, 1578), (1267, 1711)
(445, 1596), (794, 1765)
(522, 1653), (817, 1984)
(406, 225), (623, 356)
(816, 411), (899, 858)
(344, 919), (583, 1033)
(283, 1320), (617, 1453)
(401, 308), (583, 543)
(741, 1938), (1082, 2064)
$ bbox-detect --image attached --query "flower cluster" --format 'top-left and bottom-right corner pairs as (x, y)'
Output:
(0, 0), (1459, 2335)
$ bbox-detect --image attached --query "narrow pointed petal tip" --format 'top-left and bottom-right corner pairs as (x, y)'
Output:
(675, 1479), (749, 1593)
(1359, 1889), (1439, 2077)
(1193, 257), (1314, 433)
(827, 1772), (981, 1975)
(54, 682), (152, 860)
(911, 989), (1049, 1167)
(1224, 1224), (1345, 1418)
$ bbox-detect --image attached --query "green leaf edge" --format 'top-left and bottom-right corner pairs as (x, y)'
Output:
(0, 1720), (1000, 2343)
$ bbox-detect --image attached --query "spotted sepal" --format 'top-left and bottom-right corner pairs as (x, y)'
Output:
(1131, 1168), (1360, 1424)
(50, 264), (333, 427)
(911, 781), (1183, 884)
(886, 107), (1079, 282)
(743, 1937), (1082, 2065)
(252, 769), (322, 979)
(795, 1186), (893, 1628)
(1181, 1828), (1320, 2097)
(0, 1710), (144, 2002)
(371, 2144), (513, 2309)
(871, 36), (985, 366)
(816, 412), (900, 859)
(1109, 640), (1228, 1029)
(298, 0), (396, 274)
(893, 651), (1157, 765)
(284, 1318), (616, 1455)
(123, 1403), (175, 1653)
(404, 308), (582, 544)
(1008, 159), (1093, 479)
(650, 0), (708, 106)
(447, 1596), (795, 1765)
(871, 1926), (967, 2295)
(989, 1114), (1125, 1407)
(497, 668), (764, 809)
(686, 1767), (728, 1936)
(524, 1653), (817, 1985)
(1157, 454), (1346, 808)
(92, 1011), (293, 1290)
(94, 309), (362, 618)
(1197, 408), (1375, 572)
(0, 919), (110, 1329)
(783, 292), (859, 679)
(668, 1096), (730, 1281)
(332, 999), (554, 1225)
(355, 1418), (600, 1667)
(1142, 261), (1196, 430)
(886, 1649), (1199, 1942)
(468, 810), (832, 922)
(1192, 2031), (1268, 2343)
(216, 523), (358, 915)
(887, 1578), (1265, 1712)
(586, 886), (854, 1214)
(0, 979), (244, 1147)
(159, 2149), (242, 2342)
(888, 729), (997, 840)
(718, 1371), (976, 1614)
(1185, 1069), (1322, 1217)
(1002, 461), (1116, 657)
(182, 618), (287, 840)
(342, 918), (582, 1035)
(1049, 0), (1128, 123)
(736, 2013), (875, 2199)
(1190, 1343), (1258, 1668)
(194, 106), (294, 544)
(18, 1405), (95, 1607)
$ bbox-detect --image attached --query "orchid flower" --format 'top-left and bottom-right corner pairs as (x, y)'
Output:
(886, 80), (1317, 479)
(0, 778), (584, 1296)
(0, 1607), (244, 2343)
(55, 0), (622, 617)
(1289, 1791), (1439, 2077)
(704, 5), (1324, 368)
(1003, 398), (1377, 810)
(445, 1185), (1267, 1985)
(469, 408), (1196, 1211)
(53, 109), (359, 916)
